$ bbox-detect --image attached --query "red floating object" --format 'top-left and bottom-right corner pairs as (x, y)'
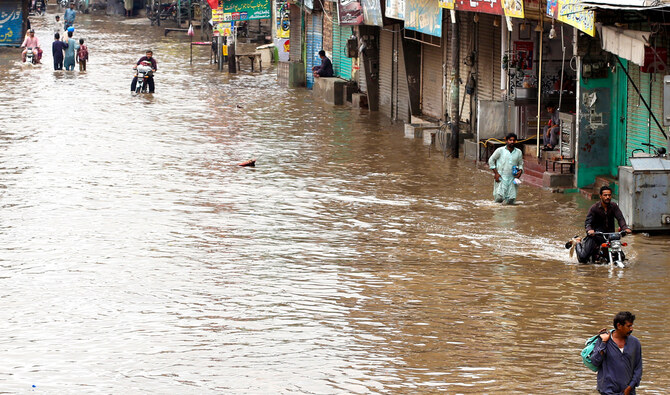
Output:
(238, 159), (256, 167)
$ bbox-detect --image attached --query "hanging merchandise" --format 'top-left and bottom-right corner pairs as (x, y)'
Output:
(347, 36), (358, 58)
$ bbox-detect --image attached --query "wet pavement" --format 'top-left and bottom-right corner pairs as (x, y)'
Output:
(1, 10), (670, 393)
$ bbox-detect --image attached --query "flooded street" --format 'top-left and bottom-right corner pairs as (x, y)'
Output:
(2, 12), (670, 393)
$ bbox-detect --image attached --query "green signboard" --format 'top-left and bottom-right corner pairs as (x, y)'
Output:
(221, 0), (271, 21)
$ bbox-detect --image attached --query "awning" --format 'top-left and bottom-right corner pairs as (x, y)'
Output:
(597, 23), (650, 66)
(579, 0), (670, 10)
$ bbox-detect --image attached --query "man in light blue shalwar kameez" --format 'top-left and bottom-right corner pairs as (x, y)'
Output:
(488, 133), (524, 204)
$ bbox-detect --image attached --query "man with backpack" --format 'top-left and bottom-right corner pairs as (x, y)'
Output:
(589, 311), (642, 395)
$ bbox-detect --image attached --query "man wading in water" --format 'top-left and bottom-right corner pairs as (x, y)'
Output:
(590, 311), (642, 395)
(488, 133), (524, 204)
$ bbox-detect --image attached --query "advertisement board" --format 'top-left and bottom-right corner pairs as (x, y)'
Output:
(405, 0), (442, 37)
(361, 0), (383, 26)
(385, 0), (405, 20)
(454, 0), (503, 15)
(338, 0), (364, 25)
(221, 0), (271, 21)
(547, 0), (594, 37)
(0, 1), (23, 47)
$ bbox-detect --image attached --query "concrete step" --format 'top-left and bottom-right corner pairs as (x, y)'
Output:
(594, 175), (616, 192)
(523, 167), (544, 179)
(543, 172), (574, 188)
(579, 185), (598, 200)
(521, 173), (544, 188)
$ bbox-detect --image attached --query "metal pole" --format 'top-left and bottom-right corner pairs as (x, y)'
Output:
(450, 11), (460, 158)
(228, 26), (237, 73)
(535, 26), (543, 158)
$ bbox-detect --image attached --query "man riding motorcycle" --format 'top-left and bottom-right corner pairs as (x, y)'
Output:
(21, 29), (42, 63)
(131, 50), (157, 93)
(574, 186), (632, 263)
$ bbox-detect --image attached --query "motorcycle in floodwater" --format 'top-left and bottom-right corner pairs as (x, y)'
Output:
(569, 231), (628, 268)
(593, 231), (628, 267)
(25, 47), (38, 65)
(132, 63), (154, 93)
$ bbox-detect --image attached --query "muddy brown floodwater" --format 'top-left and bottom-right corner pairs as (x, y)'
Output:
(1, 11), (669, 394)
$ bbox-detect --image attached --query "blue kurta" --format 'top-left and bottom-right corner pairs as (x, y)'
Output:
(488, 146), (523, 203)
(590, 335), (642, 394)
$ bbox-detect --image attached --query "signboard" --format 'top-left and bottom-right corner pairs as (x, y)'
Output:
(0, 2), (23, 47)
(212, 7), (224, 22)
(454, 0), (503, 15)
(338, 0), (364, 25)
(276, 0), (289, 38)
(503, 0), (523, 18)
(221, 0), (271, 21)
(547, 0), (594, 37)
(405, 0), (442, 37)
(438, 0), (454, 9)
(385, 0), (405, 20)
(361, 0), (383, 26)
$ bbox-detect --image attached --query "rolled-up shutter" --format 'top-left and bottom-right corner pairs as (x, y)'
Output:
(359, 54), (367, 93)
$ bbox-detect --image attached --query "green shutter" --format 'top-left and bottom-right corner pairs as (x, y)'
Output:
(332, 16), (352, 80)
(626, 64), (666, 164)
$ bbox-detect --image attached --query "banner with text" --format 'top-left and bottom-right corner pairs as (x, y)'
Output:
(221, 0), (271, 21)
(405, 0), (442, 37)
(547, 0), (594, 37)
(454, 0), (503, 15)
(338, 0), (364, 25)
(438, 0), (454, 9)
(0, 2), (23, 47)
(385, 0), (405, 20)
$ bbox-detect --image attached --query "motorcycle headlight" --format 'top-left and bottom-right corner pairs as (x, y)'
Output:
(610, 241), (621, 248)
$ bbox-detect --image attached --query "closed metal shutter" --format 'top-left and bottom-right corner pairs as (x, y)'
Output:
(333, 21), (353, 80)
(421, 42), (443, 118)
(396, 33), (411, 122)
(379, 27), (393, 118)
(289, 5), (302, 62)
(477, 14), (496, 101)
(306, 12), (323, 89)
(626, 64), (666, 163)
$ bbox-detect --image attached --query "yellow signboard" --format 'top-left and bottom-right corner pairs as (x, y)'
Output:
(438, 0), (453, 9)
(503, 0), (524, 19)
(547, 0), (594, 37)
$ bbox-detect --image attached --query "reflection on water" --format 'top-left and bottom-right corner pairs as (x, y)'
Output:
(1, 11), (670, 393)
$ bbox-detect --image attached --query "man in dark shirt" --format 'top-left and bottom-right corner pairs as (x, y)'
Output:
(312, 50), (334, 78)
(131, 50), (158, 93)
(52, 32), (68, 70)
(590, 311), (642, 395)
(576, 185), (631, 263)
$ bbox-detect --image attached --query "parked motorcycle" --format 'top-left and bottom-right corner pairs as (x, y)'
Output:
(59, 0), (69, 8)
(133, 63), (154, 93)
(592, 231), (628, 267)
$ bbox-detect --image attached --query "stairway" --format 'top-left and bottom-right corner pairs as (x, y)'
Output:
(521, 158), (545, 188)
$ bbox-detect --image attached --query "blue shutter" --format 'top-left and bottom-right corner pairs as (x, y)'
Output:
(306, 13), (323, 89)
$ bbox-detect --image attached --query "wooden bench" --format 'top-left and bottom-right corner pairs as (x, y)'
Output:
(234, 52), (262, 72)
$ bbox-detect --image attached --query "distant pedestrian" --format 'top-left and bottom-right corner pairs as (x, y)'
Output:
(77, 38), (88, 71)
(124, 0), (133, 17)
(64, 3), (76, 30)
(52, 32), (68, 70)
(488, 133), (523, 204)
(590, 311), (642, 395)
(63, 30), (76, 71)
(54, 15), (62, 32)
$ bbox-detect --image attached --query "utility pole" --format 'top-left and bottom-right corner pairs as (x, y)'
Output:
(450, 11), (460, 158)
